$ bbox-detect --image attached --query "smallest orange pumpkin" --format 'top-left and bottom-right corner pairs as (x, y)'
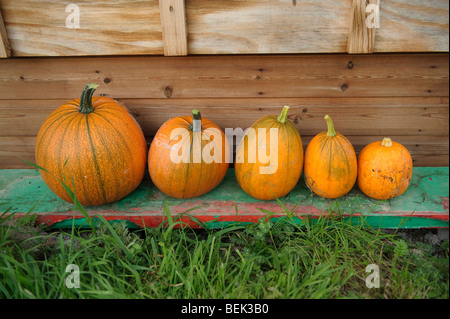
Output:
(357, 137), (413, 200)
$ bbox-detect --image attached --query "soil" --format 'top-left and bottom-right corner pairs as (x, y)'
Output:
(383, 228), (449, 257)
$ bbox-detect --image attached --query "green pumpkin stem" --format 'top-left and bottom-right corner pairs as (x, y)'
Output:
(190, 109), (202, 132)
(79, 83), (100, 114)
(277, 105), (290, 124)
(324, 115), (337, 137)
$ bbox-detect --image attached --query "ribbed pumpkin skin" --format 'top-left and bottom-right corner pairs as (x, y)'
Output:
(35, 96), (147, 206)
(357, 139), (413, 200)
(235, 113), (303, 200)
(148, 115), (229, 199)
(304, 132), (357, 199)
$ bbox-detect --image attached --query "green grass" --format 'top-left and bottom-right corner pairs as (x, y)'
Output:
(0, 204), (448, 299)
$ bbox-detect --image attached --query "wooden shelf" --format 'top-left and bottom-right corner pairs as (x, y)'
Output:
(1, 167), (448, 229)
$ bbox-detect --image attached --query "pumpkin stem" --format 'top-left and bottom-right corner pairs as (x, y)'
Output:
(276, 105), (290, 124)
(189, 109), (202, 132)
(324, 115), (337, 137)
(381, 137), (393, 147)
(79, 83), (100, 114)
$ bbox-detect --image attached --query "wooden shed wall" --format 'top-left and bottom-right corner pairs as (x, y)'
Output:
(0, 0), (448, 56)
(0, 1), (448, 169)
(0, 53), (448, 168)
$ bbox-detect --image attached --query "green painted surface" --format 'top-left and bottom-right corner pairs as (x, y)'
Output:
(204, 216), (449, 230)
(50, 214), (449, 230)
(51, 217), (140, 230)
(0, 167), (448, 229)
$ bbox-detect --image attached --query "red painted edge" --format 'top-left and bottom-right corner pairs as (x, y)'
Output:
(5, 196), (448, 228)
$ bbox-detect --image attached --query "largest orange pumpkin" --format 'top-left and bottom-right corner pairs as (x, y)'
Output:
(35, 83), (147, 206)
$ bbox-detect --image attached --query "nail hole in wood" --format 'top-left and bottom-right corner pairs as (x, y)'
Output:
(164, 86), (173, 98)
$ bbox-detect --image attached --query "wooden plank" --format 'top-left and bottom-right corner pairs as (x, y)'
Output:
(375, 0), (449, 53)
(1, 168), (448, 229)
(159, 0), (188, 56)
(0, 0), (163, 56)
(0, 54), (447, 169)
(347, 0), (379, 54)
(2, 135), (448, 169)
(122, 97), (449, 137)
(0, 54), (448, 99)
(0, 0), (447, 56)
(186, 0), (350, 54)
(0, 8), (11, 57)
(0, 136), (36, 168)
(186, 0), (448, 54)
(1, 97), (448, 137)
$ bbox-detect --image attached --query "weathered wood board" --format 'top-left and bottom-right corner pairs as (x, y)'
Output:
(0, 0), (163, 56)
(0, 0), (448, 56)
(0, 7), (10, 57)
(187, 0), (449, 54)
(1, 54), (448, 99)
(0, 54), (448, 168)
(1, 167), (448, 229)
(1, 134), (448, 170)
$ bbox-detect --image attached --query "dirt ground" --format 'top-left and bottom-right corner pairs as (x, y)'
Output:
(383, 228), (449, 257)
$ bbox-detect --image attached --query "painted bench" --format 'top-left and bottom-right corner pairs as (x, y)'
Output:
(1, 167), (448, 229)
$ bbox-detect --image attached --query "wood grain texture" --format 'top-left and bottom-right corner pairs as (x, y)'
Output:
(0, 8), (11, 57)
(0, 54), (448, 99)
(186, 0), (448, 55)
(1, 97), (447, 137)
(0, 0), (447, 56)
(0, 0), (163, 56)
(375, 0), (449, 52)
(186, 0), (351, 54)
(159, 0), (187, 56)
(347, 0), (379, 53)
(2, 135), (448, 169)
(0, 54), (448, 168)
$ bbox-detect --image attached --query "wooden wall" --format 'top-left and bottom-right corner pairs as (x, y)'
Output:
(0, 0), (448, 57)
(0, 53), (448, 168)
(0, 1), (448, 168)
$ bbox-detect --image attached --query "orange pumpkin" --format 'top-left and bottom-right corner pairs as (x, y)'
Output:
(357, 137), (413, 200)
(235, 105), (303, 200)
(304, 115), (357, 199)
(148, 109), (229, 198)
(35, 83), (147, 206)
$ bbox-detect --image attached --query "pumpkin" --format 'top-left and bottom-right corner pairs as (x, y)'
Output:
(357, 137), (413, 200)
(35, 83), (147, 206)
(303, 115), (357, 199)
(148, 109), (229, 199)
(235, 105), (303, 200)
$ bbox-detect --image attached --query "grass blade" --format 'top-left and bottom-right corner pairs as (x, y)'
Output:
(95, 215), (133, 260)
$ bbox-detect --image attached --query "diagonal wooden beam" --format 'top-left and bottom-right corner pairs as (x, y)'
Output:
(0, 9), (11, 58)
(159, 0), (188, 56)
(347, 0), (380, 54)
